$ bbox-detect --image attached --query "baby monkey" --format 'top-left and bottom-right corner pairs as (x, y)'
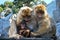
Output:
(18, 20), (31, 37)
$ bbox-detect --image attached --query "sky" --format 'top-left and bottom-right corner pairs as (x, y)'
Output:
(0, 0), (53, 5)
(0, 0), (14, 5)
(44, 0), (53, 4)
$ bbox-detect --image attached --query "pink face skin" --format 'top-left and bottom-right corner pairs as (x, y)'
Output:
(36, 13), (44, 19)
(37, 13), (42, 18)
(20, 24), (25, 29)
(35, 9), (44, 18)
(24, 18), (28, 21)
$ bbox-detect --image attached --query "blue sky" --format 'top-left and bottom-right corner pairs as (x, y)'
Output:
(0, 0), (53, 5)
(44, 0), (53, 4)
(0, 0), (14, 4)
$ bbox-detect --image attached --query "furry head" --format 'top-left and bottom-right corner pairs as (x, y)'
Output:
(17, 6), (33, 25)
(19, 6), (32, 17)
(34, 4), (49, 19)
(35, 4), (46, 12)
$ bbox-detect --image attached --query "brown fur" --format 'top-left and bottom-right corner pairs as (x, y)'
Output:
(16, 6), (35, 37)
(16, 6), (33, 25)
(35, 4), (46, 12)
(31, 4), (56, 38)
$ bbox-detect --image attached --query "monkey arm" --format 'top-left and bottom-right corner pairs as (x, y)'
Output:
(16, 13), (23, 25)
(32, 19), (51, 36)
(49, 18), (56, 35)
(8, 19), (21, 38)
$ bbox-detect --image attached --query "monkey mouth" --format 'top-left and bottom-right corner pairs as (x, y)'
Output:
(36, 13), (42, 18)
(38, 15), (42, 18)
(25, 20), (31, 22)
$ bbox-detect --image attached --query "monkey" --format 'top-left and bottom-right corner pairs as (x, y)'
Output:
(16, 6), (37, 32)
(9, 6), (56, 39)
(16, 6), (38, 38)
(9, 6), (34, 38)
(16, 6), (32, 25)
(31, 4), (56, 39)
(17, 20), (31, 37)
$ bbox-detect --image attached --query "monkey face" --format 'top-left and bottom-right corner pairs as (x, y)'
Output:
(34, 4), (46, 18)
(20, 24), (25, 29)
(35, 10), (45, 18)
(22, 15), (31, 22)
(20, 7), (32, 22)
(17, 6), (33, 25)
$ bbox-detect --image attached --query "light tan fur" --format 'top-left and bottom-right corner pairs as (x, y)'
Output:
(32, 4), (56, 38)
(16, 6), (33, 25)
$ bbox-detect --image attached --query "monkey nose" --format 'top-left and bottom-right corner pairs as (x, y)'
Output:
(38, 14), (42, 17)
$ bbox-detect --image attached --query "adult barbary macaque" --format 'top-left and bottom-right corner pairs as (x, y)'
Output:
(16, 6), (37, 37)
(16, 6), (36, 32)
(31, 4), (56, 39)
(9, 6), (37, 38)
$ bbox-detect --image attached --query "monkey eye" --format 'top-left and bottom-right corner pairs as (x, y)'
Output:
(22, 15), (31, 19)
(36, 10), (44, 14)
